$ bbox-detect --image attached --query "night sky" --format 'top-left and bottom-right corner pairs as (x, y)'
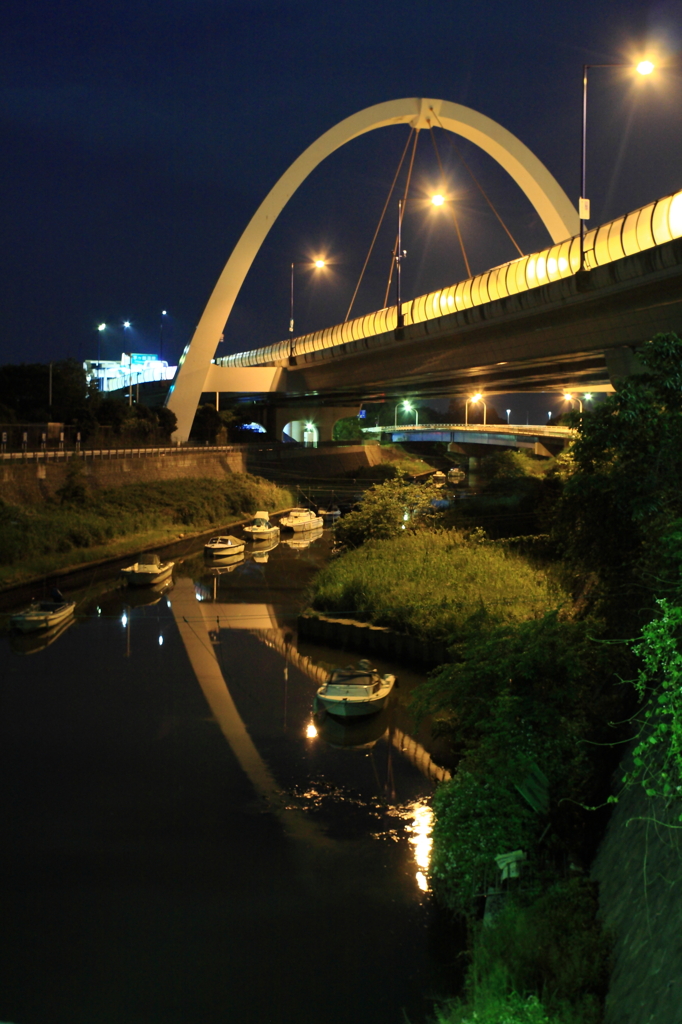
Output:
(1, 0), (681, 377)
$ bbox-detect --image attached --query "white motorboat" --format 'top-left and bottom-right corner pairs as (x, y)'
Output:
(279, 507), (324, 532)
(447, 467), (466, 484)
(431, 471), (447, 488)
(10, 599), (76, 634)
(243, 511), (279, 540)
(121, 553), (174, 587)
(315, 659), (396, 718)
(204, 535), (245, 557)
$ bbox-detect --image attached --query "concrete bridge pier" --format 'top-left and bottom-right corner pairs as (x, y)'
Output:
(270, 404), (361, 444)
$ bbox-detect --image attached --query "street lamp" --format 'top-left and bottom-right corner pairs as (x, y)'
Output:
(395, 195), (447, 330)
(289, 258), (326, 349)
(563, 392), (583, 413)
(403, 400), (418, 426)
(580, 59), (655, 271)
(506, 409), (511, 424)
(465, 393), (486, 426)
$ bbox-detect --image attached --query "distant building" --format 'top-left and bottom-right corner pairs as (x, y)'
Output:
(84, 353), (177, 393)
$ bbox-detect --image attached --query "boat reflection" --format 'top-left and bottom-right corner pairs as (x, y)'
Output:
(204, 552), (246, 574)
(122, 577), (175, 608)
(281, 525), (324, 550)
(312, 706), (390, 750)
(250, 536), (280, 564)
(9, 614), (76, 655)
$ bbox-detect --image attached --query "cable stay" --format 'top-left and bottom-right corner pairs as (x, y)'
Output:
(383, 127), (420, 310)
(428, 108), (525, 260)
(344, 127), (415, 322)
(427, 124), (472, 278)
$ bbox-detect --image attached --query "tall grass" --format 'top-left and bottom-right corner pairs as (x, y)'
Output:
(0, 474), (293, 580)
(310, 531), (565, 641)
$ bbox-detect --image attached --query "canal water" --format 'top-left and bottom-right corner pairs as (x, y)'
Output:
(0, 530), (460, 1024)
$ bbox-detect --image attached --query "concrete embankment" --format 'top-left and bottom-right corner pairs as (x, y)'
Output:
(298, 611), (449, 669)
(0, 443), (384, 503)
(592, 753), (682, 1024)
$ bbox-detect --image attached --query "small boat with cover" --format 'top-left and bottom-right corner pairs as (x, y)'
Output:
(243, 511), (279, 540)
(315, 659), (396, 718)
(204, 535), (245, 557)
(10, 588), (76, 634)
(121, 553), (174, 587)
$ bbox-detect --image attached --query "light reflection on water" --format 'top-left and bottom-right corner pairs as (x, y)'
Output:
(0, 529), (456, 1022)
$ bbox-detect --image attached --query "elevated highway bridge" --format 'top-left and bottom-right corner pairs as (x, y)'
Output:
(163, 97), (682, 442)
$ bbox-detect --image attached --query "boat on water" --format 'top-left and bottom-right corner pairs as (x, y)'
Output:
(315, 659), (396, 718)
(431, 471), (447, 488)
(447, 467), (466, 484)
(10, 614), (76, 654)
(279, 507), (324, 532)
(243, 512), (279, 540)
(204, 535), (245, 557)
(318, 504), (341, 523)
(121, 553), (174, 587)
(10, 598), (76, 634)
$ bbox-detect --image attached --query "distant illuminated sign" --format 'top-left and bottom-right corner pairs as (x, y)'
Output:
(130, 353), (158, 365)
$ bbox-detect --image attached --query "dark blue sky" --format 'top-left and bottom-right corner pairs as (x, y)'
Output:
(1, 0), (680, 369)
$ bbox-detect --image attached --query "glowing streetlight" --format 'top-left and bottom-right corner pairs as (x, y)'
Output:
(403, 400), (418, 426)
(123, 320), (131, 329)
(430, 193), (445, 207)
(97, 323), (106, 331)
(580, 59), (656, 270)
(465, 393), (486, 426)
(563, 392), (583, 413)
(289, 258), (327, 357)
(506, 408), (511, 424)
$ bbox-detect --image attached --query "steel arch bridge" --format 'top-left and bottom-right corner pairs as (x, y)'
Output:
(166, 97), (578, 442)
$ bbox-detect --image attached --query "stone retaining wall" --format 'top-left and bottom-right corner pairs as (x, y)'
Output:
(298, 611), (449, 669)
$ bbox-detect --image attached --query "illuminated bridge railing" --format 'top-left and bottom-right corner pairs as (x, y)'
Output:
(220, 188), (682, 369)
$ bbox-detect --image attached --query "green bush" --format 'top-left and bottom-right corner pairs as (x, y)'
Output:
(311, 531), (563, 641)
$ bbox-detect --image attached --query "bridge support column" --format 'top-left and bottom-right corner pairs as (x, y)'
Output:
(274, 405), (361, 443)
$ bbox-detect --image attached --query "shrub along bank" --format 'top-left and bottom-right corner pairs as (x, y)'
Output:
(0, 471), (293, 587)
(310, 474), (627, 1023)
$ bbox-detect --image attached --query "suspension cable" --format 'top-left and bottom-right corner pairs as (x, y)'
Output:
(344, 128), (415, 322)
(383, 127), (420, 310)
(427, 123), (472, 279)
(342, 127), (411, 319)
(429, 108), (524, 258)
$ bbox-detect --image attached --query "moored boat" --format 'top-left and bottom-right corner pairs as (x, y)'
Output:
(243, 511), (279, 540)
(204, 535), (245, 557)
(10, 599), (76, 634)
(279, 507), (324, 532)
(431, 471), (447, 488)
(315, 659), (396, 718)
(121, 553), (174, 587)
(318, 504), (341, 523)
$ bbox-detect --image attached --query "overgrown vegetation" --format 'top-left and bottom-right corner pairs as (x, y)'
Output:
(311, 530), (564, 642)
(0, 472), (293, 585)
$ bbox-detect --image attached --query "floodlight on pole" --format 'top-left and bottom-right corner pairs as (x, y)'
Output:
(563, 392), (583, 413)
(465, 393), (486, 426)
(289, 258), (327, 358)
(580, 59), (655, 271)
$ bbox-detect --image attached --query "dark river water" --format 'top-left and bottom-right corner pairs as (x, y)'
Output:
(0, 529), (460, 1024)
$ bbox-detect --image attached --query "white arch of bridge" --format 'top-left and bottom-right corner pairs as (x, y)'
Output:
(167, 97), (579, 441)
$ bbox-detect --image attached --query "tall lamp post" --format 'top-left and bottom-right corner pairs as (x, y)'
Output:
(395, 194), (446, 331)
(563, 392), (583, 413)
(465, 393), (486, 426)
(580, 59), (655, 271)
(289, 258), (326, 357)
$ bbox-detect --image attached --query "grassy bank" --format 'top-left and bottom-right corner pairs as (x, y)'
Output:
(310, 530), (565, 642)
(0, 472), (294, 588)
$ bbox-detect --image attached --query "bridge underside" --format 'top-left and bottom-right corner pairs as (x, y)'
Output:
(264, 235), (682, 407)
